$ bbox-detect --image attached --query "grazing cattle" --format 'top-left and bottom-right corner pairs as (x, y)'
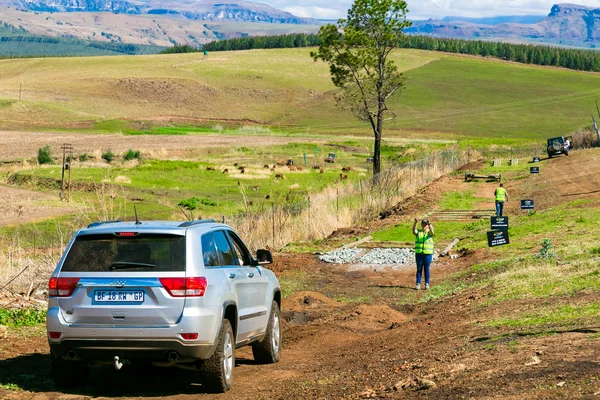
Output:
(275, 173), (284, 179)
(234, 163), (238, 167)
(206, 166), (216, 171)
(313, 165), (320, 169)
(252, 186), (259, 191)
(264, 164), (270, 169)
(238, 166), (246, 170)
(296, 166), (303, 171)
(341, 167), (351, 172)
(265, 194), (271, 200)
(288, 166), (296, 171)
(240, 168), (245, 174)
(319, 168), (324, 174)
(340, 173), (348, 180)
(222, 169), (229, 174)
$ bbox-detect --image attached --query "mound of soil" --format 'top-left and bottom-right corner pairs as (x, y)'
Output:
(338, 304), (408, 332)
(283, 291), (340, 313)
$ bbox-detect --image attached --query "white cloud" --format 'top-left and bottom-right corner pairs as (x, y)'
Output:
(246, 0), (600, 20)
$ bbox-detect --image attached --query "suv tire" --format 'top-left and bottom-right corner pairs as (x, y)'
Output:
(51, 354), (88, 388)
(202, 319), (234, 393)
(252, 301), (281, 364)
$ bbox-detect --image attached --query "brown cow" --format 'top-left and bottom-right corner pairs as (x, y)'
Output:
(319, 168), (324, 174)
(234, 163), (238, 167)
(206, 166), (216, 171)
(263, 164), (270, 169)
(275, 173), (284, 179)
(341, 167), (351, 172)
(296, 166), (303, 171)
(222, 168), (229, 174)
(238, 166), (246, 170)
(340, 173), (348, 180)
(313, 165), (321, 169)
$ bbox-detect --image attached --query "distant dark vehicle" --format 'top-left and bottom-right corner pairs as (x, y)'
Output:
(547, 136), (572, 158)
(324, 153), (337, 163)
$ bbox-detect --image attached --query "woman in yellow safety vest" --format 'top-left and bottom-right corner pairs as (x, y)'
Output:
(413, 218), (435, 290)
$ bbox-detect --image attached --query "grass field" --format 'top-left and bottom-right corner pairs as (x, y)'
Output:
(0, 48), (598, 146)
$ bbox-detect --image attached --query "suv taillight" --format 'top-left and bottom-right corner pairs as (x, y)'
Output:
(159, 277), (207, 297)
(48, 277), (80, 297)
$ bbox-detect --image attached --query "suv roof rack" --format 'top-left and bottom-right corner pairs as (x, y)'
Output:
(87, 220), (122, 228)
(178, 219), (216, 228)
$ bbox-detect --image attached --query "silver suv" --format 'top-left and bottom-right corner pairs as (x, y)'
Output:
(46, 219), (281, 393)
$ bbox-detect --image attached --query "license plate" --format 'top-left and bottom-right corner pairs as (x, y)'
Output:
(94, 290), (144, 302)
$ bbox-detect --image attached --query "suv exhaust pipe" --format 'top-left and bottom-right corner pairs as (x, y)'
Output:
(66, 350), (77, 360)
(167, 351), (179, 362)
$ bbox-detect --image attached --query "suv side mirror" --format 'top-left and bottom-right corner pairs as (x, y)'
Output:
(256, 249), (273, 265)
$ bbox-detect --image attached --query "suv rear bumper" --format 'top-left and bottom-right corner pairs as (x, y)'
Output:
(49, 338), (216, 361)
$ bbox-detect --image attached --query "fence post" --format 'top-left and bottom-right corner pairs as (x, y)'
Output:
(271, 203), (275, 250)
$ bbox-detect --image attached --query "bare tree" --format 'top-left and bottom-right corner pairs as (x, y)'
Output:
(311, 0), (411, 177)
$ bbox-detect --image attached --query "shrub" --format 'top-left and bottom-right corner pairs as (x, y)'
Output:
(37, 145), (52, 164)
(78, 153), (89, 162)
(536, 238), (556, 259)
(124, 149), (141, 161)
(179, 197), (218, 210)
(102, 150), (115, 163)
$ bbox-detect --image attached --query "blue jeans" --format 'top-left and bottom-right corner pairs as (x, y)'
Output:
(415, 253), (432, 285)
(495, 201), (504, 217)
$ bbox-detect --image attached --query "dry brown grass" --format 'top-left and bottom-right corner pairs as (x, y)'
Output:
(231, 150), (470, 250)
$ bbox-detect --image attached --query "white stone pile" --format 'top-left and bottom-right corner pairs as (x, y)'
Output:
(318, 248), (364, 264)
(357, 248), (415, 265)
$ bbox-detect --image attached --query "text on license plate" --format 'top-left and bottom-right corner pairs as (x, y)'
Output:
(95, 290), (144, 302)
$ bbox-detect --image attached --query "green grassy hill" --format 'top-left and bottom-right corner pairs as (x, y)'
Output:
(0, 48), (598, 143)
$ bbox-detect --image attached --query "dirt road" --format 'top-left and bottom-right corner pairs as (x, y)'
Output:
(2, 151), (600, 399)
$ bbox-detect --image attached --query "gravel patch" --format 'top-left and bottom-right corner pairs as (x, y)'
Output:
(320, 247), (439, 272)
(318, 248), (364, 264)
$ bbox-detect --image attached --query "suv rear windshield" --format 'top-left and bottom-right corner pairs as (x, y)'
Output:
(61, 234), (186, 272)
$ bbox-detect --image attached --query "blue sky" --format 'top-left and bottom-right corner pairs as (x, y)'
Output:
(249, 1), (600, 20)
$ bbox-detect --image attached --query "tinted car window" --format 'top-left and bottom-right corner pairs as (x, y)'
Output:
(213, 231), (236, 266)
(226, 231), (252, 266)
(201, 233), (220, 267)
(61, 234), (186, 272)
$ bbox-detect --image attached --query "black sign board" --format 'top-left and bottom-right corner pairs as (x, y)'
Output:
(530, 167), (540, 174)
(533, 157), (540, 163)
(487, 230), (509, 247)
(521, 199), (535, 210)
(491, 216), (509, 230)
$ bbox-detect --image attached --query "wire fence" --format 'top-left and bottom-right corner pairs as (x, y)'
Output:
(230, 149), (473, 250)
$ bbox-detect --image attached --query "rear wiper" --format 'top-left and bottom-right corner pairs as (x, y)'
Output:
(109, 262), (156, 270)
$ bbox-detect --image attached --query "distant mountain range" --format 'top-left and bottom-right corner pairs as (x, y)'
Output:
(0, 0), (319, 24)
(407, 4), (600, 48)
(0, 2), (599, 52)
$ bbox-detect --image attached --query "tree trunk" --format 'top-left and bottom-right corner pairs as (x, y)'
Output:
(373, 133), (381, 177)
(372, 100), (385, 177)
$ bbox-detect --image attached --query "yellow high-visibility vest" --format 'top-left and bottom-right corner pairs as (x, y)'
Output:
(495, 187), (507, 202)
(415, 231), (434, 255)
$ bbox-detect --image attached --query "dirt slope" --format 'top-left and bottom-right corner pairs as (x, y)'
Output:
(2, 150), (600, 399)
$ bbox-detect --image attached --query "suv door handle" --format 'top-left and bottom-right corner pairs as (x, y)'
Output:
(247, 272), (254, 278)
(228, 273), (236, 279)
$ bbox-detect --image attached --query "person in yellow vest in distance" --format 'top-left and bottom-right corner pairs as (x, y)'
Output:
(494, 183), (509, 217)
(413, 218), (435, 290)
